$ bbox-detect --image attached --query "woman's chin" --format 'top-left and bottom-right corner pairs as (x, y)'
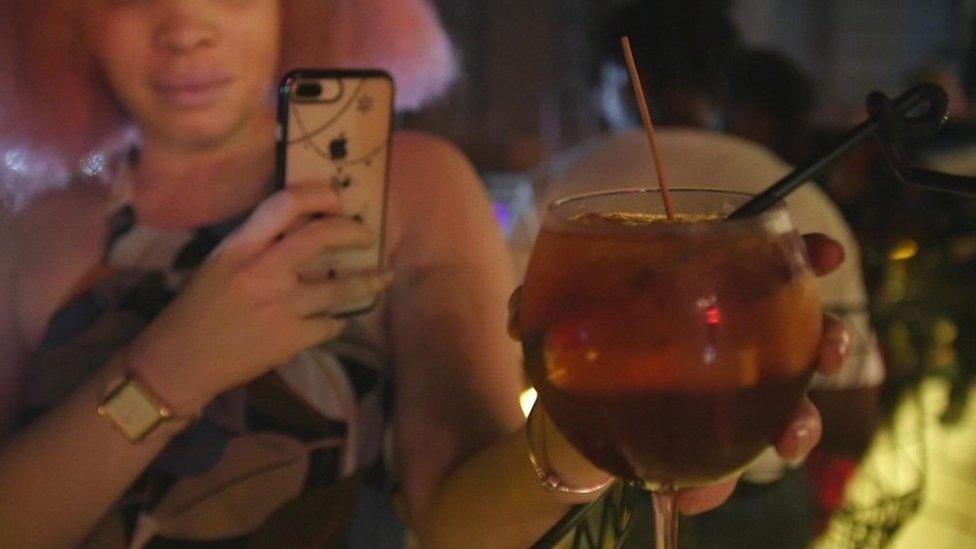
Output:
(146, 111), (266, 152)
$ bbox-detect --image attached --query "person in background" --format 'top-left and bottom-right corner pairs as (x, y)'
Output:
(593, 0), (738, 132)
(724, 48), (817, 168)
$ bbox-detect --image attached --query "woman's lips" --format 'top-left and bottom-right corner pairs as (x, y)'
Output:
(150, 75), (234, 108)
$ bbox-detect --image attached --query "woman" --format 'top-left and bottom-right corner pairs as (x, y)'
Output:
(0, 1), (848, 547)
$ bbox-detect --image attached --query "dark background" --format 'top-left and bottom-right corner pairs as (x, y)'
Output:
(407, 0), (975, 173)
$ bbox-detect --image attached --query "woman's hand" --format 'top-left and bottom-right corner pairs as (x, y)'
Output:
(508, 233), (851, 514)
(677, 233), (849, 513)
(128, 183), (393, 415)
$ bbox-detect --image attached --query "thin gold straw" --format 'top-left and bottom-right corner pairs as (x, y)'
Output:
(621, 36), (676, 220)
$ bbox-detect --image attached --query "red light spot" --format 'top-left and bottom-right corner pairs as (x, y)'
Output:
(705, 306), (721, 326)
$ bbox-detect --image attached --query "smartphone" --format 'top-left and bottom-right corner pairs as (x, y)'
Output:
(275, 69), (395, 316)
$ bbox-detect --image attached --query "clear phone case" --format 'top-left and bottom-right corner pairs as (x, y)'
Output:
(276, 70), (395, 315)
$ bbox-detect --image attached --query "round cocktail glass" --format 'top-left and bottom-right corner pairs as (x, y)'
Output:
(520, 189), (823, 548)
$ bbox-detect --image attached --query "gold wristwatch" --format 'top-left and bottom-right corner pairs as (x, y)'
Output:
(97, 372), (177, 442)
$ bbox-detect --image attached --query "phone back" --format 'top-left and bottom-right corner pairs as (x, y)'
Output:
(277, 70), (395, 315)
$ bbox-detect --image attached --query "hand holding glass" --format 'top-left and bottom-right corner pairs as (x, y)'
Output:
(520, 189), (823, 548)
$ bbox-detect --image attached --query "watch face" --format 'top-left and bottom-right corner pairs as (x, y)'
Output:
(99, 380), (164, 441)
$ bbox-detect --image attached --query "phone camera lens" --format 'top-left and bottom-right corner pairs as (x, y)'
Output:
(295, 82), (323, 98)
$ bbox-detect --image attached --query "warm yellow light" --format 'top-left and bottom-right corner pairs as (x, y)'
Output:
(889, 239), (918, 261)
(520, 387), (538, 417)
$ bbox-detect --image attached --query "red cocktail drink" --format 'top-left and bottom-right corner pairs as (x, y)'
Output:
(521, 190), (822, 491)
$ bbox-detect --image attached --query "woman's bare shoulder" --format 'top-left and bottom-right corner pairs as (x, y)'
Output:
(385, 130), (513, 278)
(3, 178), (111, 350)
(388, 130), (490, 223)
(390, 130), (475, 183)
(8, 178), (111, 262)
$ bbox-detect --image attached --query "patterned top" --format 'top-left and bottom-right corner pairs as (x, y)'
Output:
(19, 154), (397, 548)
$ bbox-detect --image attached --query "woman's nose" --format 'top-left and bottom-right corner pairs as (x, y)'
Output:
(154, 3), (218, 54)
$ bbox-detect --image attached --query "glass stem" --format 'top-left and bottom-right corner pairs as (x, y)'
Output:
(652, 487), (678, 549)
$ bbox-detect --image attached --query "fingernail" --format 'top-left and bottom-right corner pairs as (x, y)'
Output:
(830, 328), (851, 357)
(823, 328), (852, 368)
(786, 422), (816, 465)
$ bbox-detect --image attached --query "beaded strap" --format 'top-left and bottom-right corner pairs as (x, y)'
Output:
(525, 403), (613, 495)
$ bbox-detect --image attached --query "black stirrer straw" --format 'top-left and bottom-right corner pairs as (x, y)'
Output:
(728, 83), (976, 219)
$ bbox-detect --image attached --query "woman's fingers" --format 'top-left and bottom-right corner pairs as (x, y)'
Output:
(818, 314), (851, 376)
(296, 316), (349, 350)
(774, 396), (823, 463)
(290, 271), (394, 349)
(268, 216), (374, 272)
(677, 478), (739, 515)
(803, 233), (846, 277)
(292, 270), (394, 316)
(221, 184), (343, 253)
(666, 297), (839, 515)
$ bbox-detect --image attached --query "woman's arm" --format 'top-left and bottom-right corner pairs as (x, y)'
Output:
(0, 183), (387, 547)
(388, 135), (853, 547)
(0, 203), (192, 547)
(0, 351), (197, 547)
(387, 133), (610, 548)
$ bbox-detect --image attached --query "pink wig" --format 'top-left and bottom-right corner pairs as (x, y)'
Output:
(280, 0), (458, 111)
(0, 0), (458, 208)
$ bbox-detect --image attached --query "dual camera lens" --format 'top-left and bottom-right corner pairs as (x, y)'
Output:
(291, 79), (343, 102)
(295, 82), (322, 98)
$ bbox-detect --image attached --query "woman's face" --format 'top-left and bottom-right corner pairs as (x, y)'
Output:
(83, 0), (280, 150)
